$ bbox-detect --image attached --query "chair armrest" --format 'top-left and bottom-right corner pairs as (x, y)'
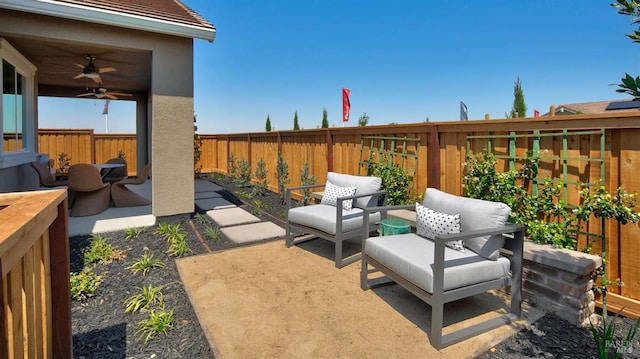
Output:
(433, 223), (525, 244)
(286, 183), (326, 210)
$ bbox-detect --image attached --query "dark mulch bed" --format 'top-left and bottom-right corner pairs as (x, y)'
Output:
(71, 173), (640, 358)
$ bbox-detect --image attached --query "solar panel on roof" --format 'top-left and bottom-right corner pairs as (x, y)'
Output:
(605, 101), (640, 110)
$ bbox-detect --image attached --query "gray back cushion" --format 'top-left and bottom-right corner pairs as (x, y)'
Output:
(423, 188), (511, 260)
(326, 172), (382, 209)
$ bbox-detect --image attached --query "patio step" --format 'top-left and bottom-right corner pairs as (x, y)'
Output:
(221, 222), (285, 244)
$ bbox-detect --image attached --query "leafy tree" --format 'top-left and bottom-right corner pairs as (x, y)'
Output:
(299, 162), (317, 205)
(293, 111), (300, 130)
(358, 112), (369, 126)
(507, 76), (527, 118)
(265, 115), (272, 132)
(193, 114), (203, 177)
(612, 1), (640, 100)
(321, 108), (329, 128)
(276, 153), (290, 204)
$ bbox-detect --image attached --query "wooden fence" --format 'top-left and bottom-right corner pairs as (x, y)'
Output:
(0, 189), (71, 358)
(37, 129), (138, 176)
(30, 112), (640, 314)
(199, 112), (640, 315)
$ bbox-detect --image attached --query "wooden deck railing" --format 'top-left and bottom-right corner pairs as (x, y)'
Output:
(0, 189), (70, 359)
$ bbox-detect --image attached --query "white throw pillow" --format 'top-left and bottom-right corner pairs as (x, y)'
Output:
(415, 203), (464, 252)
(321, 181), (358, 211)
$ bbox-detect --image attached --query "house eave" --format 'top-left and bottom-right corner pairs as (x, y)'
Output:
(0, 0), (216, 42)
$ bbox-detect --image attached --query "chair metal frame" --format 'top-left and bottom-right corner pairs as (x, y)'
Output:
(361, 203), (524, 349)
(285, 183), (387, 268)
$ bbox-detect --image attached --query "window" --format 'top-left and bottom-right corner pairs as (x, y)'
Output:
(0, 38), (37, 168)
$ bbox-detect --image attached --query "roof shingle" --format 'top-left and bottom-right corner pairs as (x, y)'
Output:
(51, 0), (214, 30)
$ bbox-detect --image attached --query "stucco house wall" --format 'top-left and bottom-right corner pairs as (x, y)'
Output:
(0, 6), (207, 218)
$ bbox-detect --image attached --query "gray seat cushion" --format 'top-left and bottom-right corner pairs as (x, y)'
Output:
(288, 204), (381, 235)
(326, 172), (382, 209)
(365, 233), (511, 293)
(423, 188), (511, 260)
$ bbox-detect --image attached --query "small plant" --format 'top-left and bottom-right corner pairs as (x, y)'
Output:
(70, 267), (104, 301)
(136, 307), (175, 344)
(155, 223), (184, 241)
(194, 114), (203, 177)
(194, 213), (209, 224)
(227, 153), (238, 181)
(203, 225), (220, 240)
(128, 253), (165, 276)
(234, 159), (252, 187)
(125, 227), (144, 239)
(57, 152), (71, 174)
(252, 159), (269, 196)
(590, 309), (640, 358)
(276, 153), (290, 205)
(299, 161), (317, 206)
(124, 284), (165, 313)
(237, 190), (252, 201)
(83, 233), (126, 264)
(117, 149), (126, 159)
(167, 234), (190, 257)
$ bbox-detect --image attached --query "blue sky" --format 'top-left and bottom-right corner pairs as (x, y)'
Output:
(38, 0), (638, 134)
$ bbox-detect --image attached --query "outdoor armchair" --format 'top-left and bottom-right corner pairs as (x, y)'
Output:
(30, 161), (67, 188)
(111, 163), (151, 207)
(361, 188), (524, 349)
(285, 172), (387, 268)
(101, 157), (128, 183)
(68, 164), (110, 217)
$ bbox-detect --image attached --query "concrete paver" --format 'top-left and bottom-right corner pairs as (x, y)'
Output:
(195, 191), (222, 200)
(195, 179), (223, 192)
(196, 198), (235, 211)
(206, 207), (261, 226)
(222, 222), (285, 244)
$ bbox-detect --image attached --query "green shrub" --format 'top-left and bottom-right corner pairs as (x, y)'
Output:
(234, 159), (252, 187)
(136, 307), (174, 344)
(299, 162), (317, 205)
(128, 253), (165, 276)
(124, 284), (165, 313)
(252, 159), (269, 196)
(366, 152), (411, 205)
(276, 153), (290, 204)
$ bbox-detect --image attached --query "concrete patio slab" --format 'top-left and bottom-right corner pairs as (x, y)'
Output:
(221, 222), (285, 244)
(68, 204), (155, 237)
(206, 207), (261, 227)
(195, 179), (223, 192)
(195, 191), (222, 200)
(196, 198), (235, 211)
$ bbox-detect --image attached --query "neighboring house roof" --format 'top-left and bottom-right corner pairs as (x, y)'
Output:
(541, 99), (640, 116)
(0, 0), (215, 42)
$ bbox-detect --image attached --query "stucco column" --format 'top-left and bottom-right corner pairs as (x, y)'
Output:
(150, 42), (194, 218)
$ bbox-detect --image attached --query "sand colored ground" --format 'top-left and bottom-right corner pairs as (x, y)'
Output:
(176, 239), (542, 359)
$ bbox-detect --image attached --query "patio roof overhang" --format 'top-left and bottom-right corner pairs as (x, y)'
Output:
(0, 0), (216, 43)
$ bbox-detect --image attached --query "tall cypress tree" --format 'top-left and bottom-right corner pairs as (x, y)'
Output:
(265, 115), (272, 131)
(321, 108), (329, 128)
(293, 111), (300, 130)
(508, 76), (527, 118)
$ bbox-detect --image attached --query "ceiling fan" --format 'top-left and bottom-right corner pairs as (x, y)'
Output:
(74, 54), (117, 83)
(77, 84), (132, 100)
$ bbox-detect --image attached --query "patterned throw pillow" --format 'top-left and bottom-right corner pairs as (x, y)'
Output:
(321, 181), (358, 211)
(415, 203), (464, 252)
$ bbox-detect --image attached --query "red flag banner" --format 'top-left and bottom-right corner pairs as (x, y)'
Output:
(342, 88), (351, 123)
(102, 100), (110, 115)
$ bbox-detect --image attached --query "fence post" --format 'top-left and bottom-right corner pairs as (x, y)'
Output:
(428, 124), (441, 189)
(247, 134), (252, 167)
(326, 129), (333, 173)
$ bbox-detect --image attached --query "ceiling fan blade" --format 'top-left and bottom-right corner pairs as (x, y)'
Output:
(77, 92), (95, 97)
(91, 75), (103, 84)
(75, 63), (86, 69)
(105, 93), (118, 100)
(99, 67), (117, 73)
(73, 73), (85, 79)
(109, 92), (132, 97)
